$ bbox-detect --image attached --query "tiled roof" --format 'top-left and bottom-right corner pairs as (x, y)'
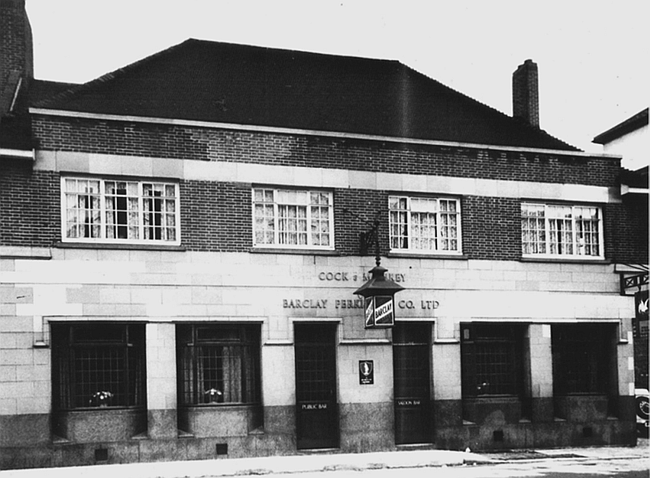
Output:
(1, 79), (79, 152)
(621, 165), (649, 189)
(30, 79), (79, 104)
(593, 108), (649, 145)
(33, 39), (578, 151)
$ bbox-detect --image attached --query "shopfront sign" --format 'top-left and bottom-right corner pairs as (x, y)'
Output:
(318, 271), (406, 283)
(281, 297), (438, 310)
(280, 269), (438, 315)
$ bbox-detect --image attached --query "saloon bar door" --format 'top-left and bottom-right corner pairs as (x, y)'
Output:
(294, 323), (339, 449)
(393, 322), (432, 444)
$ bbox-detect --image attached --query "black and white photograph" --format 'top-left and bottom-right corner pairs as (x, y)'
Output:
(0, 1), (647, 476)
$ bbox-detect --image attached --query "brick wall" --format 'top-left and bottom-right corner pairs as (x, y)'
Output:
(462, 196), (521, 260)
(605, 198), (649, 264)
(2, 161), (644, 262)
(0, 162), (59, 247)
(32, 116), (619, 187)
(0, 169), (523, 258)
(180, 181), (252, 252)
(335, 188), (388, 257)
(5, 115), (643, 261)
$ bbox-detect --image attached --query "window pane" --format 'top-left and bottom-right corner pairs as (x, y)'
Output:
(64, 179), (101, 239)
(389, 196), (460, 253)
(389, 210), (408, 249)
(411, 198), (437, 212)
(105, 181), (139, 240)
(253, 189), (332, 248)
(411, 212), (436, 250)
(575, 207), (600, 256)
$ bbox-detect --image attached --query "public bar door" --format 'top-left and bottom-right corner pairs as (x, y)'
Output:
(393, 322), (432, 444)
(294, 323), (339, 449)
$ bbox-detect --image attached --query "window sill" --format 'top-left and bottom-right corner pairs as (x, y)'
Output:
(57, 406), (145, 412)
(388, 252), (468, 260)
(340, 338), (391, 345)
(180, 403), (261, 409)
(433, 338), (459, 344)
(462, 396), (521, 402)
(520, 256), (610, 265)
(54, 241), (186, 252)
(0, 246), (52, 260)
(249, 247), (340, 256)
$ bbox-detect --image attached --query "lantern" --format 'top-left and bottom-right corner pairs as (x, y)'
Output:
(354, 264), (404, 328)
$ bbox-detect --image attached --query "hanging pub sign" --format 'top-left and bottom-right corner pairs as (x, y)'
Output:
(354, 263), (405, 329)
(364, 296), (395, 327)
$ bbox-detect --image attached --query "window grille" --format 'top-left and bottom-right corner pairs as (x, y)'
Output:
(62, 177), (180, 244)
(393, 322), (430, 399)
(252, 189), (334, 249)
(52, 323), (146, 409)
(461, 323), (526, 397)
(389, 196), (461, 254)
(177, 325), (261, 406)
(521, 203), (603, 258)
(294, 324), (337, 403)
(552, 324), (614, 395)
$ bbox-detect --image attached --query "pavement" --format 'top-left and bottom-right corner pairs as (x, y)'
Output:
(2, 440), (648, 478)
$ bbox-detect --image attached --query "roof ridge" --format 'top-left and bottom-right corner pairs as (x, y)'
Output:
(33, 39), (196, 108)
(33, 38), (403, 109)
(188, 37), (402, 64)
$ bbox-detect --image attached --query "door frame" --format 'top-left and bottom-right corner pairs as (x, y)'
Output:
(294, 321), (340, 450)
(392, 321), (433, 445)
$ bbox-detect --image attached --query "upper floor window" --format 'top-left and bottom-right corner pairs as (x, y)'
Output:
(252, 188), (334, 249)
(521, 203), (603, 258)
(62, 177), (180, 245)
(389, 196), (461, 254)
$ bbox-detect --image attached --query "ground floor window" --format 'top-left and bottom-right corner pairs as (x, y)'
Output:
(51, 323), (146, 409)
(461, 323), (527, 397)
(552, 323), (616, 395)
(177, 324), (261, 405)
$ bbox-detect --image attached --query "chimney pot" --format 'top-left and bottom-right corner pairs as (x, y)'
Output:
(1, 0), (33, 87)
(512, 59), (539, 128)
(0, 0), (33, 119)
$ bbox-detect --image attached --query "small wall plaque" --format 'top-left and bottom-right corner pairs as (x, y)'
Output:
(359, 360), (374, 385)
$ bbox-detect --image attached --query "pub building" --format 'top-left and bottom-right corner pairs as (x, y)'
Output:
(0, 0), (646, 469)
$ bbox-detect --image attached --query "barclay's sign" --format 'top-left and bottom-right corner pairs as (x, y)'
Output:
(364, 296), (395, 328)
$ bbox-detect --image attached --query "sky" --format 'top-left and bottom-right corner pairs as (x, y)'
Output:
(25, 0), (649, 153)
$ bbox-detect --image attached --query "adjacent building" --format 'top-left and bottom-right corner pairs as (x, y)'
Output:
(1, 0), (646, 469)
(593, 108), (649, 390)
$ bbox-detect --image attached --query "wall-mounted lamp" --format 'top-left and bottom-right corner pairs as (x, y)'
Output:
(353, 218), (404, 328)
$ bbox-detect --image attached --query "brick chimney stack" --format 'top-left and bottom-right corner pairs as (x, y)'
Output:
(0, 0), (33, 116)
(512, 59), (539, 128)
